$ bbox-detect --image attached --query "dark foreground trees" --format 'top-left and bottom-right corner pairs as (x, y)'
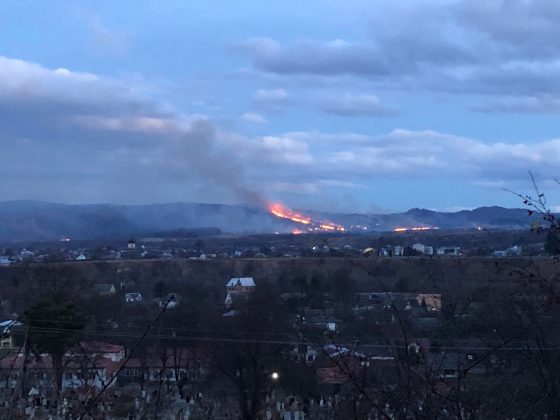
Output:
(24, 300), (85, 396)
(207, 282), (290, 419)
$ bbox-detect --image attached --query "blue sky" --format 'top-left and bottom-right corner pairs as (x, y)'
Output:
(1, 0), (560, 213)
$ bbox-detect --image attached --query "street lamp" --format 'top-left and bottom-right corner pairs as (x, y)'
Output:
(271, 371), (279, 381)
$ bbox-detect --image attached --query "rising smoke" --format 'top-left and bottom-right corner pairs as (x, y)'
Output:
(170, 119), (266, 207)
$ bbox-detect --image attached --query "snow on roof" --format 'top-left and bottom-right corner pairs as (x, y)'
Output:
(227, 277), (256, 287)
(0, 320), (22, 328)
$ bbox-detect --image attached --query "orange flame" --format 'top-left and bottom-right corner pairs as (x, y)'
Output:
(393, 226), (438, 232)
(267, 202), (346, 232)
(268, 203), (312, 225)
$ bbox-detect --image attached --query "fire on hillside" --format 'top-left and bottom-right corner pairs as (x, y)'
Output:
(267, 202), (346, 233)
(393, 226), (439, 233)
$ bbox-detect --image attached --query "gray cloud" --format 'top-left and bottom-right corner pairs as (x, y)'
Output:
(236, 1), (560, 104)
(455, 0), (560, 56)
(472, 95), (560, 115)
(0, 56), (271, 205)
(252, 88), (290, 112)
(319, 93), (396, 117)
(241, 112), (267, 123)
(1, 54), (559, 207)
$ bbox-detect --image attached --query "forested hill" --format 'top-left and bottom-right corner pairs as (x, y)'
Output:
(0, 200), (538, 242)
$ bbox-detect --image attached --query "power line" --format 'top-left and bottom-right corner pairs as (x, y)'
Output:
(75, 295), (174, 420)
(5, 325), (560, 352)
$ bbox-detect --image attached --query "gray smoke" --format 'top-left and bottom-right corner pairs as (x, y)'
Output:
(170, 119), (267, 207)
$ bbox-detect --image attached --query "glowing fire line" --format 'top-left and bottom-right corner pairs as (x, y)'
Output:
(267, 202), (345, 233)
(393, 226), (438, 232)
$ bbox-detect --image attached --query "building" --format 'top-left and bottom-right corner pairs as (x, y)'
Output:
(127, 240), (136, 249)
(0, 320), (23, 349)
(94, 283), (117, 296)
(493, 245), (522, 257)
(224, 277), (256, 314)
(436, 246), (461, 256)
(159, 293), (180, 308)
(412, 243), (434, 255)
(302, 308), (338, 331)
(393, 246), (404, 256)
(226, 277), (256, 293)
(416, 293), (442, 311)
(379, 245), (405, 257)
(0, 256), (12, 266)
(125, 292), (143, 303)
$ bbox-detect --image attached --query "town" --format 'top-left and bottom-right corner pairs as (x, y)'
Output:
(0, 224), (551, 266)
(0, 231), (559, 418)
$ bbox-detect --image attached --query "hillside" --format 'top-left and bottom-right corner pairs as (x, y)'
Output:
(0, 201), (538, 242)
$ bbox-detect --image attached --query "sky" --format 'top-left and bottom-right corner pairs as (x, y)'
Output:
(1, 0), (560, 213)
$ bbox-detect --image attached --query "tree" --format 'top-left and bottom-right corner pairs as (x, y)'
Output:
(24, 300), (85, 397)
(544, 230), (559, 255)
(402, 246), (420, 257)
(208, 282), (290, 419)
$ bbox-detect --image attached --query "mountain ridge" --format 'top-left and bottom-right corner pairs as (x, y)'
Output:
(0, 200), (537, 243)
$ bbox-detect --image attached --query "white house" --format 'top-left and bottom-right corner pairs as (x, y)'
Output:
(412, 243), (434, 255)
(393, 246), (404, 257)
(125, 293), (143, 303)
(0, 256), (12, 266)
(226, 277), (256, 292)
(159, 293), (180, 308)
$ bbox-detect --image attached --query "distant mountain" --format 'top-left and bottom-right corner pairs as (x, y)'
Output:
(315, 206), (538, 232)
(0, 200), (280, 243)
(0, 201), (538, 243)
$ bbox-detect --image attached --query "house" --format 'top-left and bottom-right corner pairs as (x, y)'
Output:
(226, 277), (256, 293)
(362, 247), (376, 256)
(117, 347), (208, 386)
(0, 319), (23, 349)
(125, 292), (143, 303)
(0, 256), (12, 266)
(94, 283), (117, 296)
(289, 343), (318, 364)
(436, 246), (461, 256)
(393, 246), (404, 256)
(0, 341), (126, 392)
(159, 293), (180, 308)
(19, 249), (35, 259)
(412, 243), (434, 255)
(224, 277), (256, 312)
(430, 351), (485, 378)
(127, 240), (136, 249)
(378, 245), (405, 257)
(302, 308), (338, 331)
(493, 245), (523, 257)
(416, 293), (442, 311)
(75, 253), (87, 261)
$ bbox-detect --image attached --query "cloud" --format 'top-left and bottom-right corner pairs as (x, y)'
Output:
(253, 88), (288, 104)
(455, 0), (560, 55)
(241, 112), (267, 123)
(320, 129), (560, 180)
(319, 93), (396, 117)
(1, 54), (558, 208)
(0, 56), (273, 205)
(236, 2), (560, 99)
(472, 95), (560, 115)
(78, 8), (132, 56)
